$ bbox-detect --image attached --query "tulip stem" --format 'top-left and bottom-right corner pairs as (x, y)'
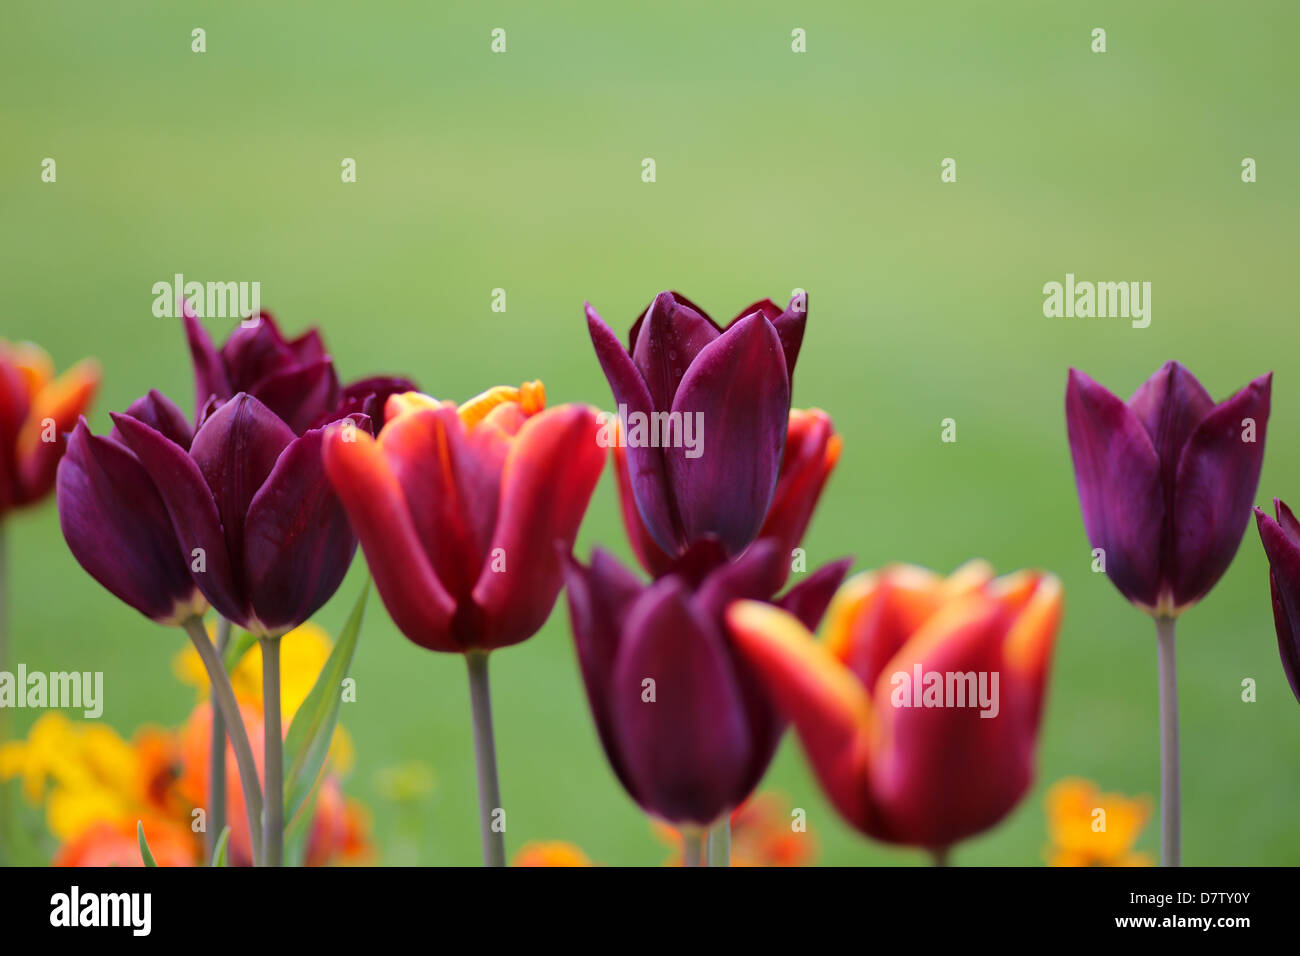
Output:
(682, 828), (706, 867)
(260, 636), (284, 867)
(1155, 616), (1180, 867)
(931, 848), (951, 866)
(465, 650), (506, 866)
(183, 617), (263, 866)
(706, 819), (730, 866)
(207, 616), (231, 860)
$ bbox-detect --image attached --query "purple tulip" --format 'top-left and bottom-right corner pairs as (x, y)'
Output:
(585, 291), (806, 561)
(1253, 500), (1300, 705)
(563, 538), (849, 826)
(113, 391), (361, 637)
(182, 304), (415, 434)
(57, 390), (206, 624)
(1066, 361), (1271, 616)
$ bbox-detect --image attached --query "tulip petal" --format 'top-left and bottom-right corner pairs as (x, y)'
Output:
(249, 358), (342, 435)
(219, 313), (295, 393)
(1255, 505), (1300, 705)
(1127, 360), (1215, 491)
(111, 390), (193, 450)
(666, 314), (790, 554)
(726, 600), (873, 831)
(243, 427), (358, 635)
(562, 549), (646, 798)
(111, 411), (243, 622)
(182, 302), (232, 413)
(631, 291), (720, 410)
(1169, 372), (1270, 608)
(472, 404), (606, 649)
(188, 394), (296, 599)
(1065, 368), (1163, 609)
(322, 426), (458, 651)
(778, 557), (855, 632)
(16, 358), (99, 506)
(628, 291), (719, 353)
(613, 579), (751, 825)
(759, 408), (840, 569)
(611, 441), (675, 577)
(57, 421), (200, 622)
(586, 303), (680, 554)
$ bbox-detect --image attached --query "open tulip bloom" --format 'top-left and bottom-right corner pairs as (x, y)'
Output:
(1065, 361), (1271, 865)
(563, 539), (850, 864)
(323, 382), (606, 865)
(726, 562), (1062, 863)
(1253, 500), (1300, 708)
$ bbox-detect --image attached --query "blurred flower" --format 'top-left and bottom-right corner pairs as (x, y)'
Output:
(113, 393), (360, 637)
(654, 792), (817, 866)
(512, 841), (595, 867)
(324, 382), (606, 652)
(563, 539), (850, 827)
(182, 305), (415, 434)
(1045, 777), (1152, 867)
(55, 819), (196, 868)
(1066, 362), (1270, 616)
(586, 291), (805, 561)
(57, 391), (206, 624)
(0, 340), (98, 519)
(617, 407), (841, 580)
(1252, 499), (1300, 706)
(727, 562), (1061, 854)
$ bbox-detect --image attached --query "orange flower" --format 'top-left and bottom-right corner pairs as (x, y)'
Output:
(55, 819), (197, 868)
(655, 792), (817, 866)
(727, 562), (1062, 854)
(1045, 778), (1153, 867)
(512, 841), (595, 867)
(0, 341), (97, 517)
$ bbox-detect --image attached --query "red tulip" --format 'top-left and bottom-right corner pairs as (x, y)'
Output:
(323, 382), (606, 651)
(728, 562), (1062, 853)
(0, 341), (98, 519)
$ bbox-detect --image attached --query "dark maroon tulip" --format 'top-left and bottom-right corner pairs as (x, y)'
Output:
(563, 538), (850, 826)
(57, 390), (206, 624)
(182, 303), (415, 433)
(113, 391), (361, 637)
(586, 291), (805, 561)
(1066, 362), (1271, 616)
(1253, 500), (1300, 705)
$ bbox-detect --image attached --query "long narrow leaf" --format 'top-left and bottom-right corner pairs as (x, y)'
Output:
(281, 578), (369, 820)
(211, 826), (231, 867)
(137, 821), (157, 867)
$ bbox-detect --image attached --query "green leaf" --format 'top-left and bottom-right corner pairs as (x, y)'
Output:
(281, 578), (369, 820)
(211, 826), (231, 867)
(137, 821), (157, 867)
(222, 630), (258, 671)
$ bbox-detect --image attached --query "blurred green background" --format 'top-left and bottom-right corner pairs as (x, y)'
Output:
(3, 0), (1298, 865)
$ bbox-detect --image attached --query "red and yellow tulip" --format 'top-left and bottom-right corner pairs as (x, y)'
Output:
(727, 561), (1062, 855)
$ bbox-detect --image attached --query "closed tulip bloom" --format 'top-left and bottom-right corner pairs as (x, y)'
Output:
(586, 291), (806, 560)
(182, 305), (415, 434)
(1253, 499), (1300, 705)
(615, 407), (841, 579)
(727, 562), (1062, 854)
(564, 539), (851, 826)
(57, 391), (206, 624)
(112, 392), (360, 637)
(1066, 362), (1271, 616)
(323, 382), (606, 652)
(0, 341), (98, 518)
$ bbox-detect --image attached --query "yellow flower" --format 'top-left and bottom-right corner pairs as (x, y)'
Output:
(1045, 777), (1152, 866)
(0, 713), (143, 840)
(512, 841), (594, 867)
(172, 619), (353, 774)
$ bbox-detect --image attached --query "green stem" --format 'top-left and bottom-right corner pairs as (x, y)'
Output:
(207, 617), (231, 860)
(183, 618), (263, 865)
(260, 636), (283, 867)
(682, 828), (705, 867)
(706, 818), (731, 867)
(465, 651), (505, 866)
(1155, 615), (1181, 867)
(931, 847), (951, 866)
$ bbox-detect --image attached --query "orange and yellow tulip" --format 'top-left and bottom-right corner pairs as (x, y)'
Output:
(726, 561), (1062, 855)
(0, 341), (98, 518)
